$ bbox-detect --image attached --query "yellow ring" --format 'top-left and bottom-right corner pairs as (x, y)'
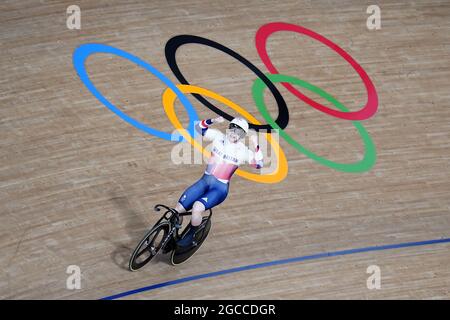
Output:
(162, 84), (288, 184)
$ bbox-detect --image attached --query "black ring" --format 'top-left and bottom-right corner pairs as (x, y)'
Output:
(165, 35), (289, 131)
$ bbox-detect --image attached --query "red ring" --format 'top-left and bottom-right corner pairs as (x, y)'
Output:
(255, 22), (378, 121)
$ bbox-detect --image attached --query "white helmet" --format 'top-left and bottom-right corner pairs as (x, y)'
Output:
(229, 117), (249, 134)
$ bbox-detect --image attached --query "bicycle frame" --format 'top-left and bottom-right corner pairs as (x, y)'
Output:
(153, 204), (213, 250)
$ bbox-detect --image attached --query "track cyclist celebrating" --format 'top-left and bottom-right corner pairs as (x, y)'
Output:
(174, 116), (264, 247)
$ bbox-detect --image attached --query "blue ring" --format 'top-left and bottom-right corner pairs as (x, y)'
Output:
(73, 43), (199, 142)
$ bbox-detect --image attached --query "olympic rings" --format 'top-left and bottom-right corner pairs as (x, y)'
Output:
(72, 43), (199, 142)
(252, 74), (376, 172)
(162, 84), (288, 184)
(73, 22), (378, 183)
(255, 22), (378, 121)
(165, 35), (289, 131)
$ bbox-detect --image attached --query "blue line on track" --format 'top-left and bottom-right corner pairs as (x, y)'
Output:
(101, 237), (450, 300)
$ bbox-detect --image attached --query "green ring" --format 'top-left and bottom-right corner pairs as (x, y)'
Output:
(252, 74), (376, 173)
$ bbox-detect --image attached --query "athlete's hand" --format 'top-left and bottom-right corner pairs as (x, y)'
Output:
(213, 116), (225, 123)
(249, 131), (258, 147)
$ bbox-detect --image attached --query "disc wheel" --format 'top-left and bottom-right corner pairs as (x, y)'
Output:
(129, 221), (170, 271)
(171, 218), (211, 265)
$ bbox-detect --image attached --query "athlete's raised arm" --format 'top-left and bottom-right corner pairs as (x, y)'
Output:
(195, 116), (224, 141)
(248, 133), (264, 169)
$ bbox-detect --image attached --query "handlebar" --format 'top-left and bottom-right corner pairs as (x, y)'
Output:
(154, 204), (211, 217)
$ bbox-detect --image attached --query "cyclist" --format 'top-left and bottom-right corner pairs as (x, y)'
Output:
(174, 116), (264, 247)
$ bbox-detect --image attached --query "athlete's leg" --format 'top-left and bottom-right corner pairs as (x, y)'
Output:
(177, 178), (229, 247)
(175, 200), (206, 226)
(177, 200), (205, 247)
(175, 202), (186, 214)
(174, 175), (208, 221)
(190, 200), (206, 227)
(173, 175), (209, 230)
(174, 202), (186, 225)
(195, 184), (228, 215)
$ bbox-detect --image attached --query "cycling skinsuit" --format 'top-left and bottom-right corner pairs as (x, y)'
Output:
(178, 119), (263, 210)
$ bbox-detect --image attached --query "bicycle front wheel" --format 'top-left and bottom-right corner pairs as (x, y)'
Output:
(129, 221), (171, 271)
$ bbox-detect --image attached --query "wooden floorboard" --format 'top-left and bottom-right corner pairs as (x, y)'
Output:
(0, 0), (449, 299)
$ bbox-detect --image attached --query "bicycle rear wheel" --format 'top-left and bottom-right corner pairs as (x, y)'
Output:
(171, 217), (211, 265)
(129, 221), (170, 271)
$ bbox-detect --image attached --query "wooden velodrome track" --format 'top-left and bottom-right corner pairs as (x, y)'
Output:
(1, 0), (450, 299)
